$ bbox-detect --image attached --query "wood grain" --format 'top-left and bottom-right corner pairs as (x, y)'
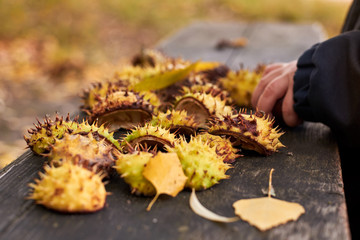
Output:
(157, 21), (326, 70)
(0, 123), (350, 240)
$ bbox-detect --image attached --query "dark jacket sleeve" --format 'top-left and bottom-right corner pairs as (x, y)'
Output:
(342, 0), (360, 32)
(293, 30), (360, 148)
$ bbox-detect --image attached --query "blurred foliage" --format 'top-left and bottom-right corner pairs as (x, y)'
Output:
(220, 0), (349, 37)
(0, 0), (350, 63)
(0, 36), (85, 84)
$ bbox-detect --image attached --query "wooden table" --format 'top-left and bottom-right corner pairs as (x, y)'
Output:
(157, 21), (326, 69)
(0, 22), (350, 240)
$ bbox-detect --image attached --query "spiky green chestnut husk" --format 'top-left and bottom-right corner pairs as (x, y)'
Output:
(112, 65), (162, 87)
(167, 136), (231, 190)
(139, 91), (162, 109)
(131, 49), (169, 68)
(48, 133), (117, 175)
(150, 109), (198, 137)
(174, 88), (233, 127)
(81, 82), (162, 112)
(81, 81), (125, 110)
(197, 64), (230, 85)
(88, 89), (155, 131)
(112, 53), (189, 88)
(121, 123), (177, 152)
(114, 150), (156, 196)
(24, 114), (121, 155)
(185, 83), (231, 103)
(28, 162), (107, 213)
(208, 110), (285, 155)
(219, 65), (265, 107)
(195, 133), (240, 163)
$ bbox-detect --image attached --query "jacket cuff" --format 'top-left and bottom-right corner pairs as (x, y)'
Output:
(293, 43), (320, 122)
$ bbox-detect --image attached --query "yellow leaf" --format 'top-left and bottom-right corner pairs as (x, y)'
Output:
(132, 63), (198, 91)
(193, 61), (220, 72)
(233, 169), (305, 231)
(233, 197), (305, 231)
(143, 152), (187, 211)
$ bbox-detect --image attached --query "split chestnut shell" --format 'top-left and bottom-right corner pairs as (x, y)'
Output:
(121, 123), (177, 152)
(88, 90), (155, 131)
(174, 87), (233, 127)
(208, 110), (285, 156)
(24, 114), (121, 155)
(150, 109), (198, 137)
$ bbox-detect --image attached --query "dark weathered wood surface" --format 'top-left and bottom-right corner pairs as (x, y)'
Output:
(157, 21), (326, 69)
(0, 123), (349, 240)
(0, 22), (350, 240)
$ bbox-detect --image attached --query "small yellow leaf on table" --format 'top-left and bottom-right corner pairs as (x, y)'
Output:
(233, 197), (305, 231)
(143, 152), (187, 211)
(233, 169), (305, 231)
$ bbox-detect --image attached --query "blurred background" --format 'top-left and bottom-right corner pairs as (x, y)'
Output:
(0, 0), (352, 168)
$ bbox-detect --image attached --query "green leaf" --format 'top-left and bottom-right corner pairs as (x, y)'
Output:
(132, 62), (198, 91)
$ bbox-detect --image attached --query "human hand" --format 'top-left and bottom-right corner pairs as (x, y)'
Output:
(251, 61), (302, 127)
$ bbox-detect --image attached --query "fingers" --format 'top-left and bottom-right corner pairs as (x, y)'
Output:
(282, 73), (303, 127)
(251, 63), (288, 107)
(256, 75), (289, 113)
(262, 63), (285, 76)
(251, 60), (302, 127)
(252, 67), (284, 107)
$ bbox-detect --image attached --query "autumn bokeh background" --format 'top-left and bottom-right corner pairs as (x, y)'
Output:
(0, 0), (351, 167)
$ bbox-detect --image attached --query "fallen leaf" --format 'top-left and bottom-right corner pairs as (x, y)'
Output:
(190, 188), (239, 223)
(132, 63), (198, 91)
(143, 152), (187, 211)
(193, 61), (220, 72)
(216, 37), (248, 50)
(233, 169), (305, 231)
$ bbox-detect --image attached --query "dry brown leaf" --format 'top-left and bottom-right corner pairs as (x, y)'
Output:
(216, 37), (248, 50)
(233, 169), (305, 231)
(143, 152), (187, 211)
